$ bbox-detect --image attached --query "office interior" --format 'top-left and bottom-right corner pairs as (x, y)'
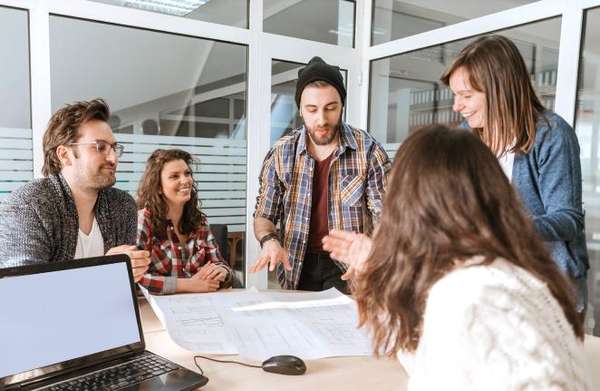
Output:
(1, 0), (600, 336)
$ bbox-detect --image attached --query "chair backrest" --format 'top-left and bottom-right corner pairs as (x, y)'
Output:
(209, 223), (229, 264)
(209, 223), (243, 288)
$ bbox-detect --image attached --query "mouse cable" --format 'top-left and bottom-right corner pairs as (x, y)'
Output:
(193, 355), (261, 375)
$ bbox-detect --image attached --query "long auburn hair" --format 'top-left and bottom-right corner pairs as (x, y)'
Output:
(137, 149), (206, 240)
(441, 35), (545, 156)
(354, 125), (583, 356)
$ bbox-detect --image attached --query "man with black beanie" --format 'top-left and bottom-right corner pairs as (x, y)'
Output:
(251, 56), (391, 292)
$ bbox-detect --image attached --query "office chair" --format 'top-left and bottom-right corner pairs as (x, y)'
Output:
(209, 223), (243, 288)
(209, 223), (229, 263)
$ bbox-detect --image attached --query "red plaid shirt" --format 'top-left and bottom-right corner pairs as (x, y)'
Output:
(136, 208), (232, 294)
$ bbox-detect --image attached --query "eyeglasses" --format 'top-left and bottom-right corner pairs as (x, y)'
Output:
(68, 140), (125, 158)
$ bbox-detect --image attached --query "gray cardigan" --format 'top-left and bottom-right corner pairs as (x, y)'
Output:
(0, 173), (137, 268)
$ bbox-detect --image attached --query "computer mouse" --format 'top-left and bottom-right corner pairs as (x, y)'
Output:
(261, 355), (307, 375)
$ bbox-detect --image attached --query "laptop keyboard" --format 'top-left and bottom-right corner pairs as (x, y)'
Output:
(36, 352), (179, 391)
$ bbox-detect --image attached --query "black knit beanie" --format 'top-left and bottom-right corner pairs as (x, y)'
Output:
(295, 56), (346, 108)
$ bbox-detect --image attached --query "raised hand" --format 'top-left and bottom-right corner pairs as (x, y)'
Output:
(322, 230), (372, 280)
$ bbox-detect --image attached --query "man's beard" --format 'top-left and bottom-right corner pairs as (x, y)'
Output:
(93, 173), (116, 190)
(306, 118), (341, 146)
(79, 165), (116, 191)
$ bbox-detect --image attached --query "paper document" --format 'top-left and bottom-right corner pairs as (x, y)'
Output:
(142, 288), (372, 360)
(141, 288), (237, 354)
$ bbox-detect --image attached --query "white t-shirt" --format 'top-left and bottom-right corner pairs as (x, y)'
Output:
(498, 151), (515, 181)
(74, 218), (105, 259)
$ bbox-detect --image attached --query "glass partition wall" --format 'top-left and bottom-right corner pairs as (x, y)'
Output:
(264, 0), (356, 47)
(364, 1), (599, 336)
(3, 0), (360, 291)
(50, 15), (249, 282)
(371, 0), (538, 45)
(369, 17), (561, 146)
(576, 5), (600, 336)
(4, 0), (600, 334)
(90, 0), (249, 27)
(0, 6), (31, 203)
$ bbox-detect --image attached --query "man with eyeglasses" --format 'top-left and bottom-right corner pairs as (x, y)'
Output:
(0, 98), (150, 281)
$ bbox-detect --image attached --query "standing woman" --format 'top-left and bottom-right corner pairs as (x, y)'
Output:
(441, 35), (589, 311)
(136, 149), (232, 294)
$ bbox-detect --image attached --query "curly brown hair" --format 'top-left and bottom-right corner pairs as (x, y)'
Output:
(137, 149), (207, 240)
(354, 125), (583, 357)
(42, 98), (110, 176)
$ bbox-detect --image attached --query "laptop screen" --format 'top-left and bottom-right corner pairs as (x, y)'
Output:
(0, 258), (143, 385)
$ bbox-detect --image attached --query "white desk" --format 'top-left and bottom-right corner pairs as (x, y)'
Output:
(584, 334), (600, 388)
(139, 298), (407, 390)
(139, 298), (600, 390)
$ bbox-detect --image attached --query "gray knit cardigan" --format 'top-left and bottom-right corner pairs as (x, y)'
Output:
(0, 173), (137, 268)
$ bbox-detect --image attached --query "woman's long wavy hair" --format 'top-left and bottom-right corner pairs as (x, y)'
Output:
(441, 35), (545, 156)
(137, 149), (206, 240)
(354, 125), (583, 356)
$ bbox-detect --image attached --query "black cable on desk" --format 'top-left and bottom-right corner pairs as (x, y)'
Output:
(193, 355), (261, 375)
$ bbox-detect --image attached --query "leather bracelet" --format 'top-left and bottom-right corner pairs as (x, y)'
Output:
(259, 232), (280, 249)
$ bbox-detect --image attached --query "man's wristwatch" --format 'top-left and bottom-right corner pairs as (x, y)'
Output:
(259, 232), (280, 249)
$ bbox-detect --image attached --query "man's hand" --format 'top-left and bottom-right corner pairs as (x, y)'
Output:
(106, 245), (150, 283)
(196, 263), (228, 282)
(250, 239), (291, 273)
(322, 230), (372, 280)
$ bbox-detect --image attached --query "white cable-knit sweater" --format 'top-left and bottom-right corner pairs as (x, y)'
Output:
(397, 258), (592, 391)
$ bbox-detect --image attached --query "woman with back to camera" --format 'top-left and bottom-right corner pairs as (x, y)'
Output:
(136, 149), (232, 294)
(441, 34), (589, 312)
(323, 126), (591, 390)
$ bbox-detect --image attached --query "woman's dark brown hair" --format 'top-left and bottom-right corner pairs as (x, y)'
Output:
(354, 125), (583, 356)
(42, 98), (110, 176)
(441, 35), (545, 156)
(137, 149), (206, 239)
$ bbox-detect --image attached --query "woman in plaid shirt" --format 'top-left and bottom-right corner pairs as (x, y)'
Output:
(136, 149), (232, 294)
